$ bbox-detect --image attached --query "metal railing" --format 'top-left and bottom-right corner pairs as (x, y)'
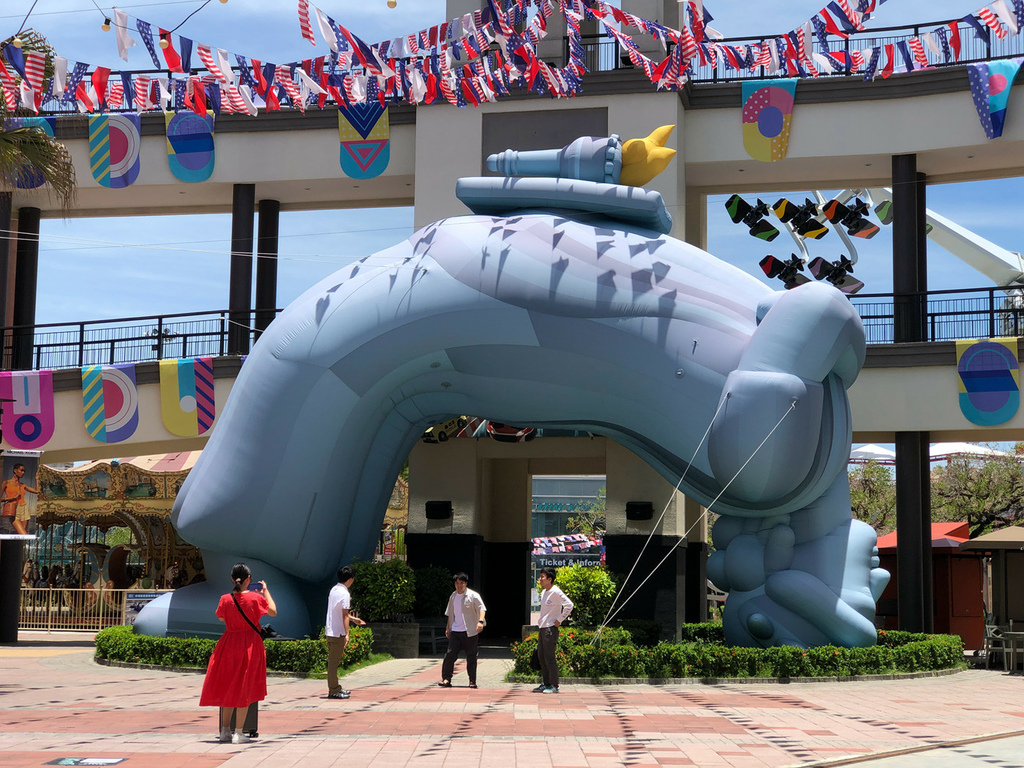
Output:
(19, 587), (173, 632)
(566, 17), (1024, 83)
(849, 286), (1024, 344)
(0, 309), (280, 371)
(0, 289), (1019, 372)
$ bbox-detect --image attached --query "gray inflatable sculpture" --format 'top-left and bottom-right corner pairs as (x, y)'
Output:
(135, 127), (889, 648)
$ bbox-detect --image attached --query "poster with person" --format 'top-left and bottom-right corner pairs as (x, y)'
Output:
(0, 451), (41, 537)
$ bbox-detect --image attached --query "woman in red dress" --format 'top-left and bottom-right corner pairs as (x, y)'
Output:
(200, 563), (277, 744)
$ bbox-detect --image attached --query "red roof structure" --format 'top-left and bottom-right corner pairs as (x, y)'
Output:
(875, 522), (970, 553)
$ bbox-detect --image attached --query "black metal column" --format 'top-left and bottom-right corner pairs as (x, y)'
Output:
(228, 184), (256, 355)
(254, 199), (280, 341)
(895, 431), (932, 632)
(0, 192), (12, 330)
(12, 207), (40, 371)
(892, 155), (924, 343)
(0, 539), (23, 642)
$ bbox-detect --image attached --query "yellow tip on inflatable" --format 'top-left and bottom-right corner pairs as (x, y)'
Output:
(620, 125), (677, 188)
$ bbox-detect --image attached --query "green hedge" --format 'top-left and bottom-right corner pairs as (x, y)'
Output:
(509, 627), (632, 675)
(509, 625), (965, 680)
(95, 625), (374, 676)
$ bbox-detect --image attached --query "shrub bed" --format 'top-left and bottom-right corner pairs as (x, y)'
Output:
(95, 625), (374, 676)
(509, 625), (965, 680)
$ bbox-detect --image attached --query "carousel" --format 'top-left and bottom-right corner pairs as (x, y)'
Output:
(31, 452), (205, 593)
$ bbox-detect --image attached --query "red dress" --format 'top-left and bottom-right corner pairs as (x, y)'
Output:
(199, 591), (270, 708)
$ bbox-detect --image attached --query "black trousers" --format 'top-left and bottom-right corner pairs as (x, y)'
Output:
(538, 626), (560, 687)
(441, 630), (479, 683)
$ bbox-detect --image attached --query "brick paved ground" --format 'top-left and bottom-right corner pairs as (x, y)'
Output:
(2, 632), (1023, 768)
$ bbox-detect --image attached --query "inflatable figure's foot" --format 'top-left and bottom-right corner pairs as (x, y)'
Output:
(133, 553), (313, 639)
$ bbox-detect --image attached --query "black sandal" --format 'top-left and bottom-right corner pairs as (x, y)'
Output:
(468, 682), (478, 689)
(438, 680), (452, 687)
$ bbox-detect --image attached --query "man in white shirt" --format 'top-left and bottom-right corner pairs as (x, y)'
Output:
(325, 565), (366, 699)
(439, 572), (487, 688)
(535, 566), (574, 694)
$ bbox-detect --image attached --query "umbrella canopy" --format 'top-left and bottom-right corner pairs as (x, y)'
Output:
(849, 444), (897, 464)
(930, 442), (1014, 461)
(960, 524), (1024, 551)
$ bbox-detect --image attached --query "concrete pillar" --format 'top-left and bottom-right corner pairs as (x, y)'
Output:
(895, 431), (933, 632)
(12, 207), (40, 371)
(254, 199), (280, 340)
(683, 189), (707, 250)
(228, 184), (255, 355)
(604, 441), (690, 640)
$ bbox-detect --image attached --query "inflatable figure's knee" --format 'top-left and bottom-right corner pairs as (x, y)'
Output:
(133, 553), (312, 639)
(708, 371), (822, 502)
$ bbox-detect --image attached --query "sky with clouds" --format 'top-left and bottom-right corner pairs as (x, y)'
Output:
(2, 0), (1021, 323)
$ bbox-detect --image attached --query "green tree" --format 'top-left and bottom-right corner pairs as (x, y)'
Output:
(554, 563), (616, 626)
(931, 447), (1024, 538)
(849, 460), (897, 535)
(1, 30), (77, 212)
(566, 486), (606, 536)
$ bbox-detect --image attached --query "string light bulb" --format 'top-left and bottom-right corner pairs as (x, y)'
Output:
(219, 0), (228, 4)
(102, 18), (111, 31)
(159, 33), (170, 49)
(12, 37), (23, 48)
(387, 0), (397, 7)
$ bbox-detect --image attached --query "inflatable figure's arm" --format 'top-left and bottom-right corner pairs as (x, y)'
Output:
(707, 283), (865, 510)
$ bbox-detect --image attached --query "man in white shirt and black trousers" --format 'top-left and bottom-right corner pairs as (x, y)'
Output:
(535, 566), (574, 694)
(438, 572), (487, 688)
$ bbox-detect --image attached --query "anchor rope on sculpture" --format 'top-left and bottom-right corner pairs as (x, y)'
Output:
(134, 126), (887, 650)
(596, 400), (799, 635)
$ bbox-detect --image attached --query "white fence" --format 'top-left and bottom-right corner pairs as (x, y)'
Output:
(19, 587), (172, 632)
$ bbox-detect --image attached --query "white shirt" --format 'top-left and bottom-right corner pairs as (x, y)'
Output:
(325, 583), (351, 638)
(451, 592), (467, 631)
(538, 584), (574, 629)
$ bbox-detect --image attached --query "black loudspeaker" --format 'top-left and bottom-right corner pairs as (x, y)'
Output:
(425, 500), (453, 520)
(625, 501), (654, 521)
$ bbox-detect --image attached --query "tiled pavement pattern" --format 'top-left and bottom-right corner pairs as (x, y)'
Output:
(2, 632), (1024, 768)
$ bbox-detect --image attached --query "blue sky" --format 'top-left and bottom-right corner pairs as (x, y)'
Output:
(2, 0), (1019, 323)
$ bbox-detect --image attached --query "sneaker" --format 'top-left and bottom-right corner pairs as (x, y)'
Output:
(231, 732), (251, 744)
(532, 684), (547, 693)
(541, 686), (559, 694)
(218, 729), (232, 743)
(328, 690), (351, 699)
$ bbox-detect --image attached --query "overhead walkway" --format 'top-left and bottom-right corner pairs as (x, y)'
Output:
(4, 292), (1021, 461)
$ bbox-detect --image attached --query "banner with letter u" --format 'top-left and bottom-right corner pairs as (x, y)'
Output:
(741, 78), (796, 162)
(159, 357), (215, 436)
(0, 371), (55, 449)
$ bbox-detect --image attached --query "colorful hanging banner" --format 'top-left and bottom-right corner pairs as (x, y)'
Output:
(165, 110), (216, 182)
(89, 113), (142, 188)
(338, 103), (390, 179)
(159, 357), (215, 437)
(0, 371), (55, 449)
(967, 57), (1024, 139)
(956, 338), (1020, 426)
(82, 363), (140, 443)
(5, 117), (56, 188)
(741, 78), (797, 162)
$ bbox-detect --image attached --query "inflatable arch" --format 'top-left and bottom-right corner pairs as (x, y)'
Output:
(135, 129), (889, 648)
